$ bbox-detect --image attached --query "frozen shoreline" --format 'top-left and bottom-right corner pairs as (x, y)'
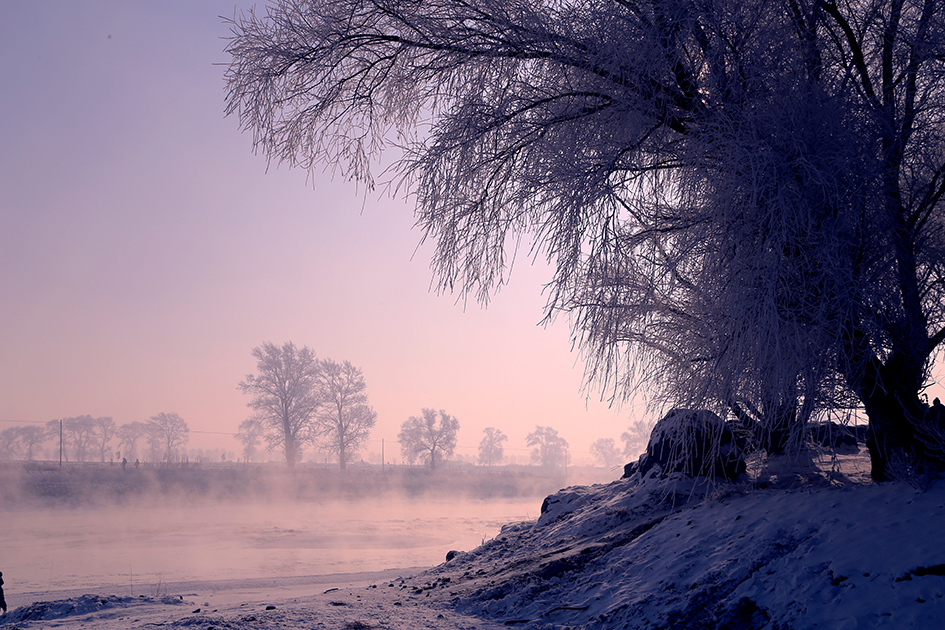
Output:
(7, 567), (428, 609)
(1, 567), (509, 630)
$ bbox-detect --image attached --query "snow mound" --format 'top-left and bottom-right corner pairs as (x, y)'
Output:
(1, 594), (185, 625)
(418, 462), (945, 629)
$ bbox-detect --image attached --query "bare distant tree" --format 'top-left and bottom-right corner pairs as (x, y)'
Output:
(45, 419), (65, 461)
(148, 412), (190, 463)
(527, 426), (569, 469)
(315, 359), (377, 470)
(93, 416), (116, 463)
(0, 425), (48, 461)
(478, 427), (507, 466)
(61, 415), (96, 462)
(621, 420), (654, 460)
(225, 0), (945, 482)
(236, 418), (265, 463)
(145, 428), (164, 463)
(239, 341), (321, 470)
(590, 438), (623, 468)
(0, 427), (22, 460)
(19, 425), (49, 461)
(399, 409), (460, 470)
(116, 421), (149, 462)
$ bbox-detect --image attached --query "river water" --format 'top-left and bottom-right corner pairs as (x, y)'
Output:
(3, 496), (542, 596)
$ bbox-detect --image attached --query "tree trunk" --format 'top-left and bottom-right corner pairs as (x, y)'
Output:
(285, 434), (297, 472)
(857, 354), (943, 482)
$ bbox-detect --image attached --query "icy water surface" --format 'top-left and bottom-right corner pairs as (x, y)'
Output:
(4, 497), (539, 594)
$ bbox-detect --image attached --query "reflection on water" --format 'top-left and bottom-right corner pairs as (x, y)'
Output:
(4, 497), (540, 594)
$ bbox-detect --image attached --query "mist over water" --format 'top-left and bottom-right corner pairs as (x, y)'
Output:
(6, 497), (537, 595)
(3, 463), (616, 597)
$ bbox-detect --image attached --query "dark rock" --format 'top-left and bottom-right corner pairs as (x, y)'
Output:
(637, 409), (746, 481)
(446, 549), (463, 561)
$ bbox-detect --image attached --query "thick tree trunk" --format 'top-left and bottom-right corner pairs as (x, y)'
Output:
(857, 355), (943, 482)
(727, 400), (798, 455)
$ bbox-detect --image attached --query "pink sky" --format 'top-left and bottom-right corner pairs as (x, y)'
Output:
(0, 1), (638, 464)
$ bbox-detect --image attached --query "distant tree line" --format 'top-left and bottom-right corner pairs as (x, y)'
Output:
(3, 407), (647, 472)
(0, 412), (190, 464)
(238, 343), (630, 472)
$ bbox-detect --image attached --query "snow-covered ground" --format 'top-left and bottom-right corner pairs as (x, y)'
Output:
(3, 448), (944, 629)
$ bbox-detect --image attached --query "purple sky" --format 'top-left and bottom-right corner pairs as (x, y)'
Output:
(0, 1), (640, 464)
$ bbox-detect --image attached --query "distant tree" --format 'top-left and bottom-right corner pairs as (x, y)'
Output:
(148, 412), (189, 463)
(0, 427), (22, 460)
(62, 415), (96, 462)
(621, 420), (654, 460)
(399, 408), (460, 470)
(478, 427), (507, 466)
(93, 416), (116, 463)
(315, 359), (377, 470)
(590, 438), (623, 468)
(239, 341), (321, 471)
(19, 425), (49, 461)
(527, 426), (569, 469)
(236, 418), (265, 463)
(45, 419), (65, 461)
(116, 421), (150, 461)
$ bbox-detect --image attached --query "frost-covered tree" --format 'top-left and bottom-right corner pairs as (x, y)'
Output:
(148, 412), (190, 463)
(93, 416), (116, 463)
(116, 421), (149, 461)
(527, 426), (570, 469)
(0, 427), (23, 460)
(315, 358), (377, 469)
(478, 427), (508, 466)
(60, 415), (96, 462)
(225, 0), (945, 481)
(239, 341), (321, 470)
(590, 437), (623, 468)
(399, 408), (460, 470)
(18, 425), (49, 461)
(621, 420), (655, 460)
(0, 425), (49, 461)
(236, 418), (265, 463)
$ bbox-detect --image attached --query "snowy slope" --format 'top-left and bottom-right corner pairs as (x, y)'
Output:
(424, 457), (945, 629)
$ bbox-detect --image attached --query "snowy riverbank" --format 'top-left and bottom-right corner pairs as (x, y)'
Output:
(3, 449), (944, 629)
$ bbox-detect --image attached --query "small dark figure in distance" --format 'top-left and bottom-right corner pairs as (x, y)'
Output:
(929, 398), (945, 430)
(1, 570), (7, 613)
